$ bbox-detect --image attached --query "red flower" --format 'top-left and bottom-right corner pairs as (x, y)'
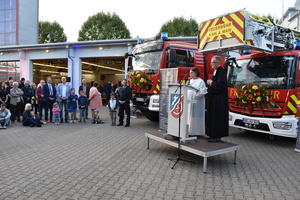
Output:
(249, 95), (254, 99)
(248, 82), (253, 86)
(257, 92), (261, 96)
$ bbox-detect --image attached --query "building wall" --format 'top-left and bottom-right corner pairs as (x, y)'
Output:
(18, 0), (38, 44)
(279, 7), (299, 30)
(0, 0), (38, 46)
(0, 44), (130, 94)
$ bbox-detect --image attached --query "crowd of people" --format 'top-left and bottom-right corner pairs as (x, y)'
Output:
(0, 56), (227, 142)
(0, 76), (132, 129)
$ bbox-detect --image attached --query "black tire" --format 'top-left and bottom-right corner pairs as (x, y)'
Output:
(144, 110), (159, 121)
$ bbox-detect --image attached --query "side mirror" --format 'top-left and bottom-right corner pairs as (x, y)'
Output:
(168, 49), (176, 68)
(169, 49), (176, 63)
(124, 53), (129, 59)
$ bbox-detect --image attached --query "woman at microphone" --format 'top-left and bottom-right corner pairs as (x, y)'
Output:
(186, 68), (207, 136)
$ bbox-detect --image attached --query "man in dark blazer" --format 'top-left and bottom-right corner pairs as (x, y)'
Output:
(117, 79), (132, 127)
(43, 77), (57, 122)
(79, 79), (90, 118)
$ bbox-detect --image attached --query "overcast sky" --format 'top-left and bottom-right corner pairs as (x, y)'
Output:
(39, 0), (297, 42)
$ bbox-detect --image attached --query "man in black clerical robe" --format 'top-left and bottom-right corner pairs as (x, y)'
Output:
(206, 55), (229, 142)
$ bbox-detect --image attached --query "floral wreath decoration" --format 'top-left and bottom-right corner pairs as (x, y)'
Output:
(234, 82), (274, 113)
(129, 71), (151, 91)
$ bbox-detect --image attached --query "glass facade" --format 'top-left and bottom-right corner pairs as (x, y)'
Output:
(0, 61), (20, 81)
(0, 0), (17, 45)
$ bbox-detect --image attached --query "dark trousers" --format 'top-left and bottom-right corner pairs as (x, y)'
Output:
(23, 117), (41, 126)
(32, 103), (38, 115)
(38, 101), (46, 120)
(118, 102), (130, 125)
(10, 102), (23, 122)
(45, 100), (55, 121)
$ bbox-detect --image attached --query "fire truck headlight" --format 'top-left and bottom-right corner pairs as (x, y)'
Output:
(273, 122), (292, 130)
(228, 114), (233, 121)
(153, 99), (159, 103)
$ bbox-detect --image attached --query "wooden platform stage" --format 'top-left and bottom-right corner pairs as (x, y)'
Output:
(145, 131), (240, 173)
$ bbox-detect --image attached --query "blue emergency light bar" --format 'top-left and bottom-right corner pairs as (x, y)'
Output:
(161, 32), (168, 40)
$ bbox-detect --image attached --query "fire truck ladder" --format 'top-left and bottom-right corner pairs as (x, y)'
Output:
(198, 9), (300, 54)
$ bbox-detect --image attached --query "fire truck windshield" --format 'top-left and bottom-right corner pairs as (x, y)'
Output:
(132, 51), (162, 74)
(228, 56), (297, 89)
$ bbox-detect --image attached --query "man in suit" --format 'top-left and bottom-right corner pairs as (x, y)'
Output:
(43, 77), (57, 122)
(57, 77), (71, 123)
(104, 80), (113, 103)
(117, 79), (132, 127)
(79, 79), (90, 118)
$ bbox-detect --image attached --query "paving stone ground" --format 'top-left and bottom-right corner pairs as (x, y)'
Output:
(0, 107), (299, 200)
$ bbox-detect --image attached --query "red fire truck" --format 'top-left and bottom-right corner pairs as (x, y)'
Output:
(128, 34), (214, 121)
(199, 9), (300, 138)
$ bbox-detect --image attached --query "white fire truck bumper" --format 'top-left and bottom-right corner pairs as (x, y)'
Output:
(229, 112), (298, 138)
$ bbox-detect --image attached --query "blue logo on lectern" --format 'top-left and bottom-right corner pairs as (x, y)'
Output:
(170, 94), (184, 118)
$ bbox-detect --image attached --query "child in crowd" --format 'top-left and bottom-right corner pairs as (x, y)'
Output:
(0, 103), (11, 129)
(68, 88), (78, 123)
(92, 110), (101, 124)
(52, 102), (61, 125)
(107, 93), (118, 126)
(30, 111), (36, 119)
(78, 90), (88, 123)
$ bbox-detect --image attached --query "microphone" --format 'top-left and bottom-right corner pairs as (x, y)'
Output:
(175, 70), (190, 93)
(187, 77), (191, 85)
(183, 70), (190, 82)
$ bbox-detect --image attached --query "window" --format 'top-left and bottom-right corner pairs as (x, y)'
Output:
(0, 0), (17, 45)
(0, 61), (20, 81)
(167, 49), (195, 68)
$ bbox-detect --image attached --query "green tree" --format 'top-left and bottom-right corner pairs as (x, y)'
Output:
(158, 17), (198, 37)
(39, 21), (67, 43)
(262, 14), (278, 24)
(78, 12), (131, 41)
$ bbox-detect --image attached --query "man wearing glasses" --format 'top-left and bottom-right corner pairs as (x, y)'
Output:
(206, 55), (229, 142)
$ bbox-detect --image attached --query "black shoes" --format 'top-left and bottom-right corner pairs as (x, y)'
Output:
(208, 138), (221, 143)
(117, 124), (130, 127)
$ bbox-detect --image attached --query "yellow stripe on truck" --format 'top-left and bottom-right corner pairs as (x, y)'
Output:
(287, 101), (297, 114)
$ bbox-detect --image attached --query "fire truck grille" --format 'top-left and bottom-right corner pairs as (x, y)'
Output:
(229, 102), (283, 118)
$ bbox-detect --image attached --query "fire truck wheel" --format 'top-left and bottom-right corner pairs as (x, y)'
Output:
(145, 111), (159, 122)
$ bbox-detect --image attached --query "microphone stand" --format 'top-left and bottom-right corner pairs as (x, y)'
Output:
(169, 70), (195, 169)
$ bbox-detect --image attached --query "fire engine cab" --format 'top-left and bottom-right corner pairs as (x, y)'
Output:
(128, 34), (213, 121)
(199, 9), (300, 138)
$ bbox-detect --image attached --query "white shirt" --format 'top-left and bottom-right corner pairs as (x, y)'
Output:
(48, 84), (53, 96)
(109, 99), (117, 109)
(62, 84), (67, 97)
